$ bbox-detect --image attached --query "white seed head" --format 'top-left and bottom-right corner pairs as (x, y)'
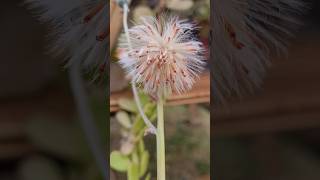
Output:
(25, 0), (107, 76)
(212, 0), (305, 103)
(118, 15), (206, 99)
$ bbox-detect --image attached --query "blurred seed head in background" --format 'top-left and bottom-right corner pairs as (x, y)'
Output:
(212, 0), (305, 103)
(25, 0), (108, 78)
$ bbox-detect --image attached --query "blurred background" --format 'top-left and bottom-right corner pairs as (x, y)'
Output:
(2, 0), (320, 180)
(0, 0), (210, 180)
(0, 0), (106, 180)
(213, 1), (320, 180)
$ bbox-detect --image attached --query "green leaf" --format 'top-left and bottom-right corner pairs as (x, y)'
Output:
(110, 151), (131, 172)
(139, 151), (150, 177)
(132, 103), (156, 134)
(116, 111), (132, 129)
(118, 98), (137, 113)
(138, 140), (145, 155)
(128, 162), (139, 180)
(18, 156), (63, 180)
(132, 151), (139, 164)
(139, 93), (150, 106)
(132, 116), (145, 134)
(149, 111), (157, 122)
(145, 173), (151, 180)
(144, 103), (156, 119)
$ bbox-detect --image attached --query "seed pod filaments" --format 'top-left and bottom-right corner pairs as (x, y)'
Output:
(118, 15), (206, 99)
(212, 0), (305, 103)
(25, 0), (108, 75)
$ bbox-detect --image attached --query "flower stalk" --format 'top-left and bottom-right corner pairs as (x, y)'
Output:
(119, 2), (205, 179)
(121, 1), (157, 135)
(156, 98), (166, 180)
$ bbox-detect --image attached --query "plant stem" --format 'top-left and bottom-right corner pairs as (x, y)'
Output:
(122, 2), (157, 135)
(69, 63), (107, 179)
(157, 98), (166, 180)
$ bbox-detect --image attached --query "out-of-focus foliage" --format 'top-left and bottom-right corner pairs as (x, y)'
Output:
(111, 94), (156, 180)
(111, 96), (210, 180)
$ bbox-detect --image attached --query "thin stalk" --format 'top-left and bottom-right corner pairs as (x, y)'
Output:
(132, 79), (157, 134)
(157, 98), (166, 180)
(123, 3), (132, 50)
(69, 62), (107, 179)
(122, 2), (157, 135)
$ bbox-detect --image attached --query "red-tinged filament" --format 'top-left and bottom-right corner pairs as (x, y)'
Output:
(225, 22), (245, 50)
(83, 3), (104, 23)
(181, 70), (186, 77)
(96, 30), (107, 41)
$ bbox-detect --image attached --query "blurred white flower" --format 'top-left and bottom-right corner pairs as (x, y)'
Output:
(212, 0), (305, 103)
(118, 15), (205, 99)
(25, 0), (107, 75)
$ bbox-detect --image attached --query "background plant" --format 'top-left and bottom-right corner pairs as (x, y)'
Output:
(111, 94), (156, 180)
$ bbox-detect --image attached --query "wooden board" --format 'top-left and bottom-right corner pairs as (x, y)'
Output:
(213, 37), (320, 137)
(110, 72), (210, 112)
(110, 1), (123, 50)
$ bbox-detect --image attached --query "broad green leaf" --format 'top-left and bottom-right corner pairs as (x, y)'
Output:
(139, 151), (150, 177)
(110, 151), (130, 172)
(132, 151), (139, 164)
(132, 103), (156, 134)
(128, 162), (139, 180)
(116, 111), (132, 129)
(118, 98), (137, 113)
(138, 140), (145, 155)
(149, 110), (157, 122)
(144, 103), (156, 119)
(132, 116), (145, 134)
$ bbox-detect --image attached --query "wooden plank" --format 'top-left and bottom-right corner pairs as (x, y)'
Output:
(213, 37), (320, 137)
(110, 72), (210, 112)
(213, 111), (320, 137)
(110, 1), (123, 50)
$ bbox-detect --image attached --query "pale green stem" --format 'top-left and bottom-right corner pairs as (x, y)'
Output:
(122, 2), (157, 135)
(157, 99), (166, 180)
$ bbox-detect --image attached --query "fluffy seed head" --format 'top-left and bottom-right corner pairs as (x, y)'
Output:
(118, 15), (205, 99)
(212, 0), (305, 103)
(25, 0), (108, 77)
